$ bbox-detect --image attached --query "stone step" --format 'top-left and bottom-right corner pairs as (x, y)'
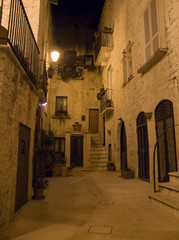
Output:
(91, 145), (104, 148)
(169, 172), (179, 185)
(90, 151), (106, 155)
(90, 151), (107, 155)
(90, 135), (107, 171)
(91, 156), (108, 160)
(91, 159), (108, 164)
(149, 193), (179, 219)
(90, 161), (107, 170)
(90, 147), (106, 151)
(159, 182), (179, 199)
(90, 166), (107, 171)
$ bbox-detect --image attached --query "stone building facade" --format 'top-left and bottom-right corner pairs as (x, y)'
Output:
(47, 18), (102, 169)
(96, 0), (179, 185)
(0, 0), (52, 239)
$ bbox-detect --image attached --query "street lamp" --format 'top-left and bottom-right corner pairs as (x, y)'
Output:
(51, 50), (60, 62)
(48, 51), (60, 78)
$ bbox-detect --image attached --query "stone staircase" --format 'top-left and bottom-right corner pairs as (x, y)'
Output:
(149, 172), (179, 219)
(90, 135), (108, 170)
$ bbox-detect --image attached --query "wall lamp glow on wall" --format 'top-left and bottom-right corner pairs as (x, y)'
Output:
(48, 50), (60, 78)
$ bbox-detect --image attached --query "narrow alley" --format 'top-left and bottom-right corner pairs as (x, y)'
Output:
(9, 169), (179, 240)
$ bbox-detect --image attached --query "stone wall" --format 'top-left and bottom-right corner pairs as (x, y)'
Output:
(99, 0), (179, 178)
(48, 68), (101, 137)
(0, 46), (39, 240)
(22, 0), (41, 41)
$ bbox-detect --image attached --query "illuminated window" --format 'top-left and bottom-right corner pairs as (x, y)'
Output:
(56, 96), (67, 115)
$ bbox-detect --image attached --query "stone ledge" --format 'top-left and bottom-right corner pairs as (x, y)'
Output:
(137, 48), (168, 74)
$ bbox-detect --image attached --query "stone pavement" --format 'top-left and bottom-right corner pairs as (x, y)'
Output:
(9, 168), (179, 240)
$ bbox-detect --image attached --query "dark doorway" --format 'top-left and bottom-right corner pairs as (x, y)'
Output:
(103, 117), (105, 146)
(121, 121), (127, 170)
(108, 144), (112, 161)
(71, 136), (83, 167)
(137, 112), (150, 181)
(155, 100), (177, 182)
(15, 124), (30, 212)
(89, 109), (99, 133)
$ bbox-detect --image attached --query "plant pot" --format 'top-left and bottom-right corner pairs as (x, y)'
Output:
(52, 162), (61, 176)
(72, 122), (82, 131)
(107, 162), (115, 171)
(121, 169), (134, 179)
(32, 188), (45, 200)
(61, 166), (67, 177)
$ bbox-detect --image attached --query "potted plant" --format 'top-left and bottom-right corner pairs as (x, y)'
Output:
(72, 121), (82, 131)
(107, 161), (116, 171)
(121, 168), (134, 179)
(32, 147), (49, 199)
(32, 129), (56, 199)
(60, 159), (67, 177)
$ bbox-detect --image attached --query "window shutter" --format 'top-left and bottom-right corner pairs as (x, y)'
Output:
(150, 0), (159, 53)
(151, 0), (158, 37)
(144, 8), (151, 60)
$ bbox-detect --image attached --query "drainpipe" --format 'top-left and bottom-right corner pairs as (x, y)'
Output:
(0, 0), (3, 26)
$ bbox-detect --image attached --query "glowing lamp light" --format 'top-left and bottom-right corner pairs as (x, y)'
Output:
(51, 51), (60, 62)
(42, 102), (47, 107)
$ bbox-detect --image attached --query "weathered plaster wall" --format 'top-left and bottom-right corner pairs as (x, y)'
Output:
(99, 0), (179, 178)
(48, 69), (101, 137)
(22, 0), (41, 41)
(0, 46), (39, 240)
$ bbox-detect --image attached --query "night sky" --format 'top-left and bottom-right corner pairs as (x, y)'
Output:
(52, 0), (105, 28)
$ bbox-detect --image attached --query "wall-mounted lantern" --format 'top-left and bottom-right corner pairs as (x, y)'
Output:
(51, 50), (60, 62)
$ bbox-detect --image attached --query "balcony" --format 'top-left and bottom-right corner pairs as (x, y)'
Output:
(0, 0), (40, 88)
(95, 31), (113, 66)
(99, 89), (114, 116)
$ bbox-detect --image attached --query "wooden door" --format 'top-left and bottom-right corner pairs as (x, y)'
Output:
(89, 109), (99, 133)
(15, 124), (30, 212)
(121, 122), (127, 170)
(71, 136), (83, 167)
(137, 112), (150, 181)
(103, 117), (105, 146)
(155, 100), (177, 182)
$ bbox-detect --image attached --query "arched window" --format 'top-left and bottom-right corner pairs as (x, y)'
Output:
(155, 100), (177, 182)
(137, 112), (150, 181)
(121, 121), (127, 170)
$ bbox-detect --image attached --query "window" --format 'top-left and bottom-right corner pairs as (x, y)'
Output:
(144, 0), (159, 60)
(122, 41), (133, 86)
(137, 0), (167, 74)
(63, 51), (76, 66)
(84, 55), (93, 68)
(56, 96), (67, 115)
(55, 138), (65, 153)
(54, 138), (65, 163)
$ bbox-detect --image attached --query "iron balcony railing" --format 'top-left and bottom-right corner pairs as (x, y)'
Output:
(100, 88), (113, 114)
(95, 31), (113, 60)
(38, 60), (48, 99)
(8, 0), (40, 88)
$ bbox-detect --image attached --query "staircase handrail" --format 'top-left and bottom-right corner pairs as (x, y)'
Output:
(153, 124), (179, 192)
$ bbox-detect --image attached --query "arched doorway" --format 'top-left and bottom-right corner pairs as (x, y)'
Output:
(137, 112), (150, 181)
(155, 100), (177, 182)
(121, 121), (127, 170)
